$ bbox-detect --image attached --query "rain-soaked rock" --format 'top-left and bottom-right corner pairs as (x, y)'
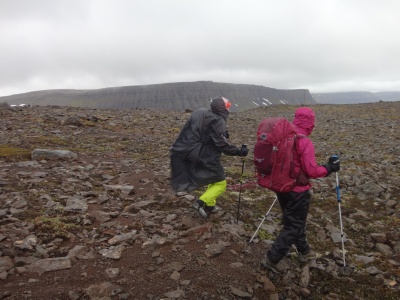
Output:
(370, 233), (387, 243)
(62, 116), (83, 127)
(205, 242), (225, 257)
(220, 223), (247, 238)
(299, 264), (310, 287)
(141, 235), (170, 250)
(354, 255), (375, 264)
(14, 234), (37, 250)
(230, 286), (252, 298)
(365, 266), (381, 275)
(123, 200), (157, 212)
(330, 232), (348, 244)
(86, 282), (122, 299)
(258, 276), (275, 292)
(163, 289), (185, 299)
(103, 184), (135, 195)
(67, 245), (89, 260)
(0, 257), (13, 272)
(375, 243), (394, 257)
(98, 245), (126, 260)
(29, 257), (72, 274)
(105, 267), (120, 279)
(108, 231), (137, 245)
(64, 195), (88, 213)
(180, 222), (213, 237)
(386, 200), (397, 208)
(31, 149), (78, 160)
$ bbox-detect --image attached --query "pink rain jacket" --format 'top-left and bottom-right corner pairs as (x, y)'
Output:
(292, 107), (328, 192)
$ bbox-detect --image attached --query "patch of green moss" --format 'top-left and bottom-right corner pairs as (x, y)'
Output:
(0, 145), (31, 160)
(33, 216), (81, 238)
(27, 135), (69, 146)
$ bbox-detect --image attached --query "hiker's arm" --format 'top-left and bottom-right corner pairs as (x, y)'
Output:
(210, 119), (241, 156)
(298, 138), (328, 178)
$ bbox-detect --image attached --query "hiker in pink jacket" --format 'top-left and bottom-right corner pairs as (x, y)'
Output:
(262, 107), (340, 273)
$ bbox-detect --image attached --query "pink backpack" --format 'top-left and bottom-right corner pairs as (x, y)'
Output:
(253, 117), (303, 192)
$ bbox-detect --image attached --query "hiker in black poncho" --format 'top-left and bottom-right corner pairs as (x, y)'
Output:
(170, 96), (248, 218)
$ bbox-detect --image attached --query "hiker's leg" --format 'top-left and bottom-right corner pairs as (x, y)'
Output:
(293, 191), (311, 254)
(199, 180), (226, 207)
(278, 193), (287, 210)
(267, 191), (310, 262)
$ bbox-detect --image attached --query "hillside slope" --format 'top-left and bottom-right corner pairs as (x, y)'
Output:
(0, 81), (316, 112)
(0, 102), (399, 299)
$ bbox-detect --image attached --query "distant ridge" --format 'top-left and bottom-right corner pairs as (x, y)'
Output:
(0, 81), (316, 112)
(374, 91), (400, 102)
(312, 91), (400, 104)
(312, 91), (380, 104)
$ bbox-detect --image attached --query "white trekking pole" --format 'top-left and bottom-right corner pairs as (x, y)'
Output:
(332, 155), (352, 275)
(335, 170), (346, 267)
(249, 196), (278, 243)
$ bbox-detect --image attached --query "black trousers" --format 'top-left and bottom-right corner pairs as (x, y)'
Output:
(267, 190), (311, 263)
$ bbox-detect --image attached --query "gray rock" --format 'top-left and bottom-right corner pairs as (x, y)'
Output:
(29, 257), (72, 274)
(0, 271), (8, 280)
(330, 233), (348, 244)
(229, 286), (252, 298)
(370, 233), (387, 243)
(365, 266), (381, 275)
(14, 234), (37, 250)
(354, 255), (375, 264)
(86, 282), (121, 298)
(99, 245), (126, 260)
(108, 231), (137, 245)
(375, 243), (394, 257)
(64, 195), (88, 213)
(32, 149), (77, 160)
(163, 289), (185, 298)
(170, 270), (180, 280)
(205, 242), (225, 257)
(299, 264), (310, 288)
(105, 268), (120, 279)
(67, 245), (89, 260)
(103, 184), (135, 195)
(0, 256), (13, 272)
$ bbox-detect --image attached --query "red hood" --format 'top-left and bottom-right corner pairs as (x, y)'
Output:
(292, 107), (315, 136)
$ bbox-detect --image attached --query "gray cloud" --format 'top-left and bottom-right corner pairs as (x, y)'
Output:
(1, 0), (400, 96)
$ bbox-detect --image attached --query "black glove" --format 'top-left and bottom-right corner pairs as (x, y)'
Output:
(237, 144), (248, 157)
(323, 155), (340, 176)
(225, 129), (230, 139)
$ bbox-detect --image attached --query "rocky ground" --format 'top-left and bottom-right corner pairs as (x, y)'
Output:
(0, 101), (399, 300)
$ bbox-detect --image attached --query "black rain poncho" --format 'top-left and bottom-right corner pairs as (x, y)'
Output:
(170, 97), (240, 192)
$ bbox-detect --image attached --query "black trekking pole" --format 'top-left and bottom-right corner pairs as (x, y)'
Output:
(248, 196), (277, 243)
(236, 145), (247, 224)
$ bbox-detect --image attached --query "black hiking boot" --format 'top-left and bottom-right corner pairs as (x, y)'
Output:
(298, 251), (316, 263)
(204, 205), (221, 215)
(192, 200), (208, 219)
(260, 256), (285, 274)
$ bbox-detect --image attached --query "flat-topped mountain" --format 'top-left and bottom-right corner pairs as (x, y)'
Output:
(312, 91), (400, 104)
(312, 91), (381, 104)
(0, 81), (316, 111)
(375, 91), (400, 101)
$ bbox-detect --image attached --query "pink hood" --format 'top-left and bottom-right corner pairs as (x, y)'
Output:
(292, 107), (315, 136)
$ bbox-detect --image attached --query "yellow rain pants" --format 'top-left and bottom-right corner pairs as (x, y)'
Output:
(199, 180), (227, 207)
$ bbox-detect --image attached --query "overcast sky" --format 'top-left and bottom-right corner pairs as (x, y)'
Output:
(1, 0), (400, 97)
